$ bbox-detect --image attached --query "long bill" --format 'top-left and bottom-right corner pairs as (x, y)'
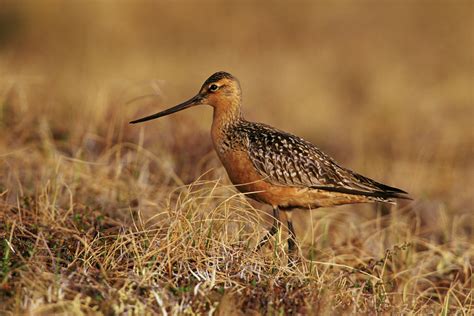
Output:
(129, 95), (202, 124)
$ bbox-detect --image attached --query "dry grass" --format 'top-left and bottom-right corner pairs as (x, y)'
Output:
(0, 1), (473, 315)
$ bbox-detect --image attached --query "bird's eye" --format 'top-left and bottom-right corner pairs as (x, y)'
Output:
(209, 84), (219, 92)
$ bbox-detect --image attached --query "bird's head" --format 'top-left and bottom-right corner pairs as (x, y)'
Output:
(130, 71), (242, 124)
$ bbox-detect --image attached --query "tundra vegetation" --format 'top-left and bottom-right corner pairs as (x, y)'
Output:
(0, 1), (472, 314)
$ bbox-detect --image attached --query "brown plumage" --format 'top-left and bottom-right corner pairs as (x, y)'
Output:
(130, 71), (410, 261)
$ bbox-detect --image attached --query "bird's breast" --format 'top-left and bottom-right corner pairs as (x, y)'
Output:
(216, 148), (274, 200)
(214, 147), (300, 207)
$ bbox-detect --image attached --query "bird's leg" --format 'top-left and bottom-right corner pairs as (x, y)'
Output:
(286, 211), (299, 266)
(256, 206), (281, 250)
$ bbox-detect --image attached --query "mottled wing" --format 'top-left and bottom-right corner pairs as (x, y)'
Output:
(244, 123), (408, 199)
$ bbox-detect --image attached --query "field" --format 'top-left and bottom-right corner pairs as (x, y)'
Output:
(0, 1), (473, 314)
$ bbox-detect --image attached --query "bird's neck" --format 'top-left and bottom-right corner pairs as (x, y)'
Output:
(212, 99), (242, 128)
(211, 102), (242, 149)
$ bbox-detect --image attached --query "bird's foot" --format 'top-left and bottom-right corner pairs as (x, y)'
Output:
(287, 253), (301, 267)
(287, 237), (301, 267)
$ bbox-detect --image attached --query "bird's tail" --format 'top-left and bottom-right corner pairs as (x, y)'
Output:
(310, 185), (412, 202)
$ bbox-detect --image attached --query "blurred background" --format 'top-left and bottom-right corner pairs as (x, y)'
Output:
(0, 1), (472, 244)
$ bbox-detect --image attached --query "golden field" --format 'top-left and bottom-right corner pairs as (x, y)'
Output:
(0, 1), (473, 314)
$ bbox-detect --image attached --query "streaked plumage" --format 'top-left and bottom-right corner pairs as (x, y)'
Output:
(130, 71), (410, 262)
(236, 121), (407, 201)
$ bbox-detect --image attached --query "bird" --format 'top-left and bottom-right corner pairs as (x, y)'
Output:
(130, 71), (410, 262)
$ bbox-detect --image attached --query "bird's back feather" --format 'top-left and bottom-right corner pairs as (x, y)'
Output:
(231, 121), (409, 201)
